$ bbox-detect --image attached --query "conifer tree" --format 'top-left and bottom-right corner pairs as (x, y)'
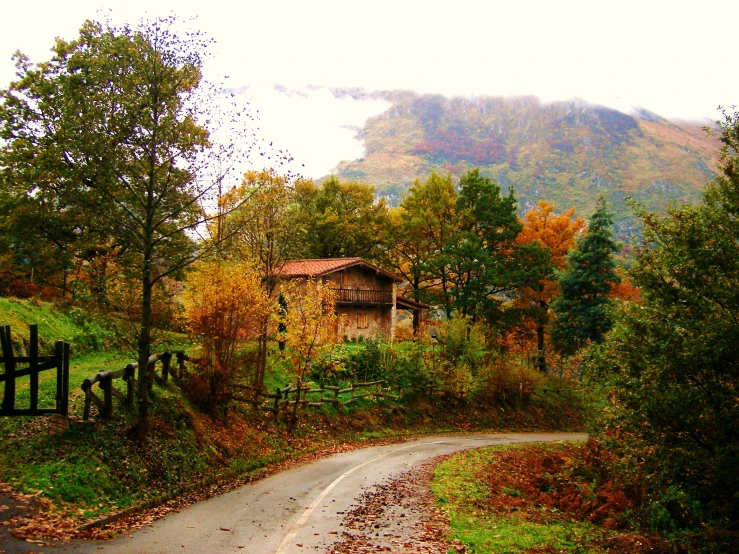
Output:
(585, 108), (739, 532)
(551, 198), (620, 354)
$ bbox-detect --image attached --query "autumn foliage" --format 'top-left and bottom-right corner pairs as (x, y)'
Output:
(508, 201), (585, 371)
(276, 278), (338, 430)
(181, 260), (271, 412)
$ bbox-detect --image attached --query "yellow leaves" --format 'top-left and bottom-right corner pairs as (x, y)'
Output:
(277, 278), (338, 380)
(182, 259), (270, 368)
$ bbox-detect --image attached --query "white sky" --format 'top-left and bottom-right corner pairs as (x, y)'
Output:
(1, 0), (736, 177)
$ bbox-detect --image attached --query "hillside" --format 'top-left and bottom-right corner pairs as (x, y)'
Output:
(331, 90), (722, 236)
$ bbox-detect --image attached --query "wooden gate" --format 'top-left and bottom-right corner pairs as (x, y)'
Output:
(0, 324), (70, 416)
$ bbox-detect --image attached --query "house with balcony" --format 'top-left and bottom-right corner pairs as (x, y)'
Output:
(277, 258), (427, 341)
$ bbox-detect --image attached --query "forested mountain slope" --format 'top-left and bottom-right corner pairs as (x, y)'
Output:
(331, 90), (721, 236)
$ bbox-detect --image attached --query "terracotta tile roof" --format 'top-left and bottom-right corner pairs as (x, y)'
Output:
(277, 258), (403, 282)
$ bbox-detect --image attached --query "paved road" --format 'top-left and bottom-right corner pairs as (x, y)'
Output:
(4, 433), (586, 554)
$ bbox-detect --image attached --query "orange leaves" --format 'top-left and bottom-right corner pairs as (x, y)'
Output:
(517, 200), (586, 270)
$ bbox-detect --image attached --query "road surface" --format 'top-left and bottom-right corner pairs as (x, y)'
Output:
(3, 432), (586, 553)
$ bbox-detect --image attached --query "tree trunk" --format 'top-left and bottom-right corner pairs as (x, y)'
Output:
(537, 300), (547, 373)
(136, 254), (153, 443)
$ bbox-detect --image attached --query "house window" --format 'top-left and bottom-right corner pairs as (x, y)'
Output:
(357, 313), (369, 329)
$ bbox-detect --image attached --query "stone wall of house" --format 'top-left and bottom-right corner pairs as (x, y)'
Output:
(338, 305), (393, 341)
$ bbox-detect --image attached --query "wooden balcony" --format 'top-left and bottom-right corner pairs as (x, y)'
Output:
(332, 288), (393, 305)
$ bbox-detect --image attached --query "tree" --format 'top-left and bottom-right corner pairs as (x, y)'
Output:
(294, 176), (390, 262)
(386, 171), (457, 326)
(445, 169), (546, 328)
(550, 197), (620, 354)
(219, 169), (304, 390)
(276, 279), (338, 432)
(181, 259), (270, 414)
(585, 108), (739, 532)
(0, 17), (254, 440)
(514, 201), (585, 371)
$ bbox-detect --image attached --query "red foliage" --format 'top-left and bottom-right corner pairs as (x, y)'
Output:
(475, 441), (636, 529)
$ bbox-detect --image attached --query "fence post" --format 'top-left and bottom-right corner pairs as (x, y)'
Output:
(29, 325), (39, 413)
(62, 342), (70, 417)
(161, 352), (172, 382)
(82, 382), (92, 421)
(101, 375), (113, 419)
(273, 388), (281, 415)
(54, 340), (63, 415)
(148, 358), (157, 392)
(124, 363), (136, 406)
(177, 351), (187, 375)
(1, 326), (16, 413)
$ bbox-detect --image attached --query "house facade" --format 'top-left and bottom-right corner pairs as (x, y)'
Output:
(277, 258), (427, 341)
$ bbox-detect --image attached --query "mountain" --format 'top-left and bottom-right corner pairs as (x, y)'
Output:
(330, 90), (721, 237)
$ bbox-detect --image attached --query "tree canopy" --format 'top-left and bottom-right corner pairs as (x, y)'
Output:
(551, 198), (620, 354)
(585, 107), (739, 531)
(0, 17), (254, 439)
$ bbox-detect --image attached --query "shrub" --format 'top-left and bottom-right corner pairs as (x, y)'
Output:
(477, 357), (543, 406)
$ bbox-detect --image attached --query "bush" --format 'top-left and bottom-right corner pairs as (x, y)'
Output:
(476, 358), (543, 406)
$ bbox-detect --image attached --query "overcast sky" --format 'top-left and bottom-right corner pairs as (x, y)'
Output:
(1, 0), (736, 176)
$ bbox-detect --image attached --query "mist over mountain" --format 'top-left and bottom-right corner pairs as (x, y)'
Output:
(327, 90), (721, 237)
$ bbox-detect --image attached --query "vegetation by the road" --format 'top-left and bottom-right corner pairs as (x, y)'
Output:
(433, 442), (680, 553)
(0, 301), (585, 542)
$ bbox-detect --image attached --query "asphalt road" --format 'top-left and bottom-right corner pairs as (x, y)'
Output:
(4, 432), (586, 554)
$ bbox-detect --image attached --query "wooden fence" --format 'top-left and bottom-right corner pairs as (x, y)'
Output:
(234, 380), (399, 416)
(81, 350), (188, 420)
(0, 324), (70, 417)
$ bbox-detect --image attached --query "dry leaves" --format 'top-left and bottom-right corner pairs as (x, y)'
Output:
(329, 458), (454, 554)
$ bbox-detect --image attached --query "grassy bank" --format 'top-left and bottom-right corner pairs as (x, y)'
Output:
(430, 442), (722, 553)
(0, 298), (587, 542)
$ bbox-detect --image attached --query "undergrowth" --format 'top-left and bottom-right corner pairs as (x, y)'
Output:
(432, 442), (734, 553)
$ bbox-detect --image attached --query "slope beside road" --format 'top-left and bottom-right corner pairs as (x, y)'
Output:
(2, 432), (586, 554)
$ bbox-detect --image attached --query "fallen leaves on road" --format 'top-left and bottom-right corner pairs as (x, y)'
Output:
(328, 458), (456, 554)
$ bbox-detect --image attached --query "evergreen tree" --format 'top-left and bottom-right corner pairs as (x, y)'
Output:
(551, 197), (620, 354)
(585, 108), (739, 534)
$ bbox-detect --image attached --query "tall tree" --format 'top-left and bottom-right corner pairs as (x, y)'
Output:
(445, 169), (545, 327)
(551, 197), (620, 354)
(514, 201), (585, 371)
(294, 176), (390, 262)
(0, 17), (253, 440)
(220, 169), (303, 390)
(386, 171), (457, 325)
(586, 108), (739, 532)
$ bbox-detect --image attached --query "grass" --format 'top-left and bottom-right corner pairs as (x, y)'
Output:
(0, 297), (588, 541)
(432, 443), (615, 553)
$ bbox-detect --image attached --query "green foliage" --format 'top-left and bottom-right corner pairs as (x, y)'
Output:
(551, 198), (620, 354)
(444, 169), (521, 322)
(0, 16), (259, 439)
(293, 176), (391, 262)
(585, 107), (739, 534)
(386, 171), (457, 322)
(0, 297), (117, 354)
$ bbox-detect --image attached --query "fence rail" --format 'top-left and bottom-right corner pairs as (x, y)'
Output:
(0, 324), (70, 417)
(81, 351), (188, 420)
(234, 380), (396, 416)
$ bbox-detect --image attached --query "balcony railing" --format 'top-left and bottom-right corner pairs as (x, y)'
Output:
(332, 288), (393, 305)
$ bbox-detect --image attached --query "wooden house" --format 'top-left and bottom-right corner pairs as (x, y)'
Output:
(277, 258), (427, 341)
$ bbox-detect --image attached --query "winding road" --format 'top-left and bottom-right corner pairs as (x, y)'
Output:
(4, 432), (586, 554)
